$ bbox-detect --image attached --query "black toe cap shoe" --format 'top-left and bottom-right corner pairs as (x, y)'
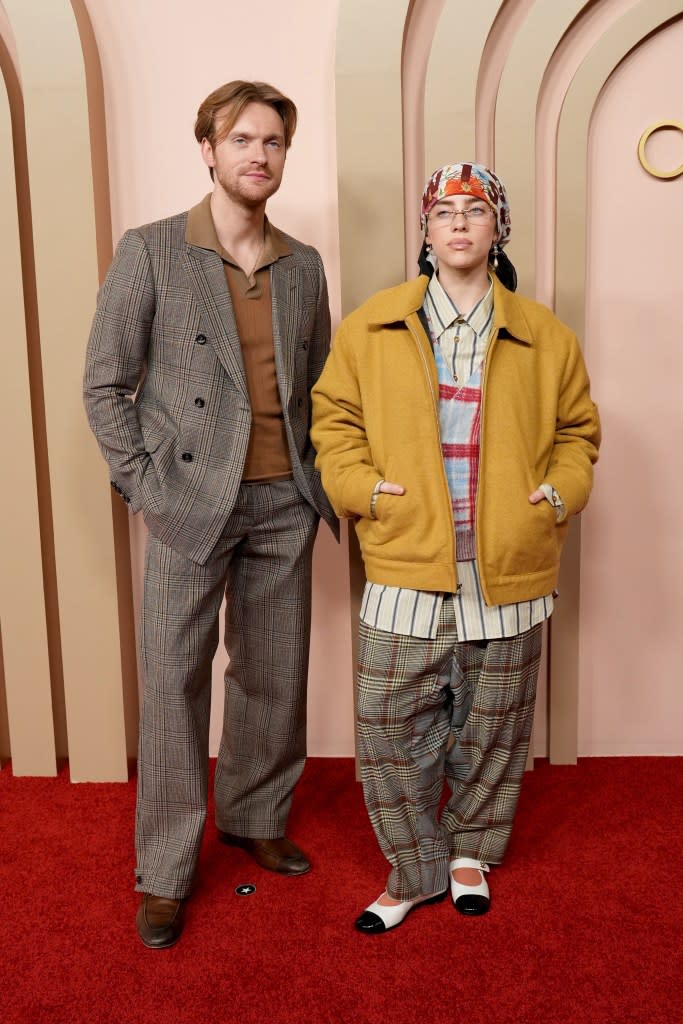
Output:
(454, 893), (490, 916)
(355, 910), (388, 934)
(354, 890), (447, 934)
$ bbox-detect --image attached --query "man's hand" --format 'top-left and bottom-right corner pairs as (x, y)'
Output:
(379, 481), (406, 495)
(528, 488), (545, 504)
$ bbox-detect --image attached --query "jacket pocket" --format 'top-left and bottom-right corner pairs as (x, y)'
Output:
(355, 457), (414, 554)
(503, 497), (561, 577)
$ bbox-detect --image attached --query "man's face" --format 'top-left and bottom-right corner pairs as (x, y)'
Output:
(425, 196), (497, 276)
(201, 102), (287, 208)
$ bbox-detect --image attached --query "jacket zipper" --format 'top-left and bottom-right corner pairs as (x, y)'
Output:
(476, 329), (499, 607)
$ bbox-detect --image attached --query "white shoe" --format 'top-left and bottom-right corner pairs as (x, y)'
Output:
(449, 857), (490, 916)
(354, 889), (448, 934)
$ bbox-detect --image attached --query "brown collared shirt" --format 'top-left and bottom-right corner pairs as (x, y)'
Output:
(185, 194), (293, 481)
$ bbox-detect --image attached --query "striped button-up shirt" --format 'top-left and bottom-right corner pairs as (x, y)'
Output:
(360, 274), (555, 641)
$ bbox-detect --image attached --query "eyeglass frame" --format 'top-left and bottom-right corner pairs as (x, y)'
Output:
(427, 203), (495, 229)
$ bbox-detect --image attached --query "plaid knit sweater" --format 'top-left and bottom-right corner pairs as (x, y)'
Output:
(433, 346), (482, 561)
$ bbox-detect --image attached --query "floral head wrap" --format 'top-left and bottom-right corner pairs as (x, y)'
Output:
(420, 162), (511, 247)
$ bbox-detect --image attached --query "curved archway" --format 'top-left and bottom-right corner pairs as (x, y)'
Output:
(1, 0), (136, 780)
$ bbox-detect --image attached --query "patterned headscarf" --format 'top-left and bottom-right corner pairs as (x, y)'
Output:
(420, 163), (511, 247)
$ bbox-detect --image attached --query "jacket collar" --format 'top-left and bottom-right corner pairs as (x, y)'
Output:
(491, 275), (534, 345)
(367, 273), (535, 346)
(366, 276), (430, 326)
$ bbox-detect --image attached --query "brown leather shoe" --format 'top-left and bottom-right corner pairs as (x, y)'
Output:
(135, 893), (184, 949)
(217, 832), (311, 876)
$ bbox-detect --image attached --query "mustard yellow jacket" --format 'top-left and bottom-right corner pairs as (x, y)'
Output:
(311, 275), (600, 605)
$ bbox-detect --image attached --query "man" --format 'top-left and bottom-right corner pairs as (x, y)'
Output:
(311, 163), (600, 934)
(84, 81), (336, 949)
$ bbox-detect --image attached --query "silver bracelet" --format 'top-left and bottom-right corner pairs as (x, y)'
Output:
(369, 480), (384, 520)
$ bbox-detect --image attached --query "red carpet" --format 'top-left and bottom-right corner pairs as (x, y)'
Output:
(1, 757), (681, 1024)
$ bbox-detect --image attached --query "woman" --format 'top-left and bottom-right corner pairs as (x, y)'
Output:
(311, 164), (600, 933)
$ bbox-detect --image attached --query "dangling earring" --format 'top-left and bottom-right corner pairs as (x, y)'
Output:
(491, 244), (500, 270)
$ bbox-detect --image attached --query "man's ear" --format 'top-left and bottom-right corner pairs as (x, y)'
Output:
(200, 137), (215, 170)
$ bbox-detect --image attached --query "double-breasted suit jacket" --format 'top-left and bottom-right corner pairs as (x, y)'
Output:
(84, 205), (338, 563)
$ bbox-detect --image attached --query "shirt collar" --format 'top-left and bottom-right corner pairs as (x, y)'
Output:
(185, 193), (291, 270)
(363, 274), (534, 349)
(424, 273), (494, 340)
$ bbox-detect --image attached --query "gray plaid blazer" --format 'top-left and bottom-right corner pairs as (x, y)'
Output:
(84, 206), (338, 564)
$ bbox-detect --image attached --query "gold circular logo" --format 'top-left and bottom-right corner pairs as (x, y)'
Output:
(638, 121), (683, 179)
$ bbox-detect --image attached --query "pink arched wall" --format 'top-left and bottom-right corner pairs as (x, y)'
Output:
(82, 0), (353, 758)
(580, 19), (683, 754)
(1, 1), (681, 776)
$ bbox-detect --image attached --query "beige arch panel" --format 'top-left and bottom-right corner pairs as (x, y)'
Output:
(484, 1), (581, 765)
(541, 0), (682, 763)
(425, 0), (501, 175)
(0, 634), (9, 763)
(537, 0), (648, 310)
(491, 2), (614, 761)
(555, 0), (683, 334)
(475, 0), (536, 168)
(406, 1), (547, 770)
(532, 0), (646, 763)
(496, 0), (656, 763)
(423, 1), (590, 764)
(402, 0), (446, 274)
(415, 0), (501, 271)
(336, 0), (412, 775)
(494, 0), (591, 299)
(5, 0), (131, 781)
(0, 30), (57, 776)
(336, 0), (412, 314)
(70, 0), (139, 768)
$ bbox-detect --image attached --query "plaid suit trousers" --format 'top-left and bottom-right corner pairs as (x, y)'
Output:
(357, 599), (543, 901)
(135, 479), (318, 899)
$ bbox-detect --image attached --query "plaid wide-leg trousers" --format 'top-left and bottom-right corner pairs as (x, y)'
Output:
(135, 480), (318, 899)
(357, 599), (543, 901)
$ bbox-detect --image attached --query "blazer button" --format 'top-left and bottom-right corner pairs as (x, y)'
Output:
(302, 342), (308, 351)
(194, 397), (205, 408)
(195, 333), (207, 345)
(181, 452), (193, 462)
(297, 398), (303, 407)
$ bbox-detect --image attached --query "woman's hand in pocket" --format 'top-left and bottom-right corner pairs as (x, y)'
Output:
(379, 480), (406, 496)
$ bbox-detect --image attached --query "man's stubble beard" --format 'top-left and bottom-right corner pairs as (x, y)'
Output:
(214, 169), (281, 209)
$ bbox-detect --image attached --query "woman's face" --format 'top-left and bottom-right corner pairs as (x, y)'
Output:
(424, 196), (497, 278)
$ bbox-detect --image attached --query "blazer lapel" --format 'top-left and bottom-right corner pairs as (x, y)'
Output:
(270, 262), (301, 410)
(182, 245), (249, 399)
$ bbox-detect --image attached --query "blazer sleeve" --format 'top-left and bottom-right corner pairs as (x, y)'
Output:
(307, 252), (332, 397)
(83, 229), (156, 514)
